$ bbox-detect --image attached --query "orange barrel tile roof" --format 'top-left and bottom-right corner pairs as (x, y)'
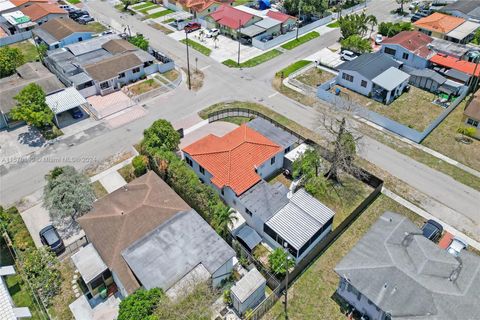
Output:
(430, 54), (480, 76)
(21, 3), (66, 21)
(414, 12), (465, 34)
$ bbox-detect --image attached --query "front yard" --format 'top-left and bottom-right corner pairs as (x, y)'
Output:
(264, 195), (422, 320)
(128, 78), (160, 95)
(295, 67), (336, 87)
(223, 49), (282, 68)
(281, 31), (320, 50)
(333, 85), (442, 132)
(85, 22), (108, 33)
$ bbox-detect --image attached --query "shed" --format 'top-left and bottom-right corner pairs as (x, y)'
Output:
(408, 68), (447, 93)
(231, 268), (266, 315)
(283, 143), (313, 172)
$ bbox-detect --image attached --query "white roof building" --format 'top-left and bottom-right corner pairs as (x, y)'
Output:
(0, 266), (31, 320)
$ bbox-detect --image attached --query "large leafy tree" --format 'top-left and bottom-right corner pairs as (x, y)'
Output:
(22, 248), (61, 306)
(43, 166), (95, 224)
(378, 21), (412, 37)
(10, 83), (54, 127)
(341, 34), (372, 53)
(0, 46), (24, 78)
(128, 34), (149, 51)
(292, 148), (329, 198)
(268, 247), (295, 276)
(283, 0), (328, 18)
(120, 0), (140, 10)
(211, 205), (237, 239)
(338, 12), (377, 39)
(141, 119), (180, 155)
(118, 288), (163, 320)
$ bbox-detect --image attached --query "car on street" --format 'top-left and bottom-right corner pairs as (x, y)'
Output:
(411, 12), (428, 22)
(375, 34), (383, 44)
(205, 28), (219, 38)
(447, 237), (468, 257)
(421, 219), (443, 242)
(340, 50), (357, 61)
(184, 22), (201, 33)
(39, 225), (65, 255)
(69, 107), (84, 119)
(77, 15), (94, 24)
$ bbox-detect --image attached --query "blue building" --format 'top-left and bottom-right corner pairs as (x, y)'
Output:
(33, 18), (95, 49)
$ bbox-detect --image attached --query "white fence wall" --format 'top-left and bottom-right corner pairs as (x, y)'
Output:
(0, 31), (32, 47)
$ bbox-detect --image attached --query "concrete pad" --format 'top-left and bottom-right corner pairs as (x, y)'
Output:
(103, 105), (147, 129)
(99, 171), (127, 193)
(146, 6), (165, 14)
(0, 125), (44, 164)
(305, 47), (343, 68)
(180, 121), (238, 149)
(87, 91), (136, 119)
(69, 293), (121, 320)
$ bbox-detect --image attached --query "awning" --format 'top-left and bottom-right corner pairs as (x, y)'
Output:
(46, 87), (88, 114)
(71, 243), (108, 284)
(241, 24), (266, 38)
(236, 225), (262, 250)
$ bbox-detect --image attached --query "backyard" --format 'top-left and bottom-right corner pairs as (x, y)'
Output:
(264, 195), (423, 320)
(332, 85), (442, 132)
(9, 40), (39, 63)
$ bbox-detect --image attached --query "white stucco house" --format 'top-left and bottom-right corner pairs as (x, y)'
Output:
(381, 31), (435, 69)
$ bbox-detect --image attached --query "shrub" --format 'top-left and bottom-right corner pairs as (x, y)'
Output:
(0, 206), (35, 251)
(223, 289), (232, 305)
(457, 126), (477, 138)
(118, 288), (163, 320)
(268, 248), (294, 276)
(132, 155), (148, 177)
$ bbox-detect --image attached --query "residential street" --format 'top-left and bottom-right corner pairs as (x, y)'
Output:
(1, 0), (479, 239)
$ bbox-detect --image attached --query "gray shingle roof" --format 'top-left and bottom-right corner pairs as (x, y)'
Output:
(408, 68), (447, 84)
(442, 0), (480, 18)
(247, 117), (299, 149)
(338, 53), (401, 80)
(122, 210), (235, 291)
(334, 211), (480, 320)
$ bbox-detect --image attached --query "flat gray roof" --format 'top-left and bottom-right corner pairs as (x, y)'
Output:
(241, 24), (266, 37)
(71, 243), (108, 284)
(254, 17), (280, 29)
(247, 117), (299, 149)
(231, 268), (265, 303)
(236, 225), (262, 250)
(122, 210), (235, 291)
(372, 67), (410, 91)
(334, 211), (480, 319)
(447, 21), (480, 40)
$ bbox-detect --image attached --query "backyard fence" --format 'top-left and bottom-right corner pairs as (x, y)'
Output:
(0, 31), (32, 47)
(58, 235), (89, 261)
(209, 107), (384, 320)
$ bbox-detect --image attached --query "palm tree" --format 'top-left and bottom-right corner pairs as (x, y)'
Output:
(368, 15), (378, 37)
(212, 206), (237, 238)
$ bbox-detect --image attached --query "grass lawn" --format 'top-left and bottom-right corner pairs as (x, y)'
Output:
(233, 0), (251, 5)
(180, 39), (212, 56)
(66, 0), (80, 4)
(295, 67), (335, 87)
(9, 41), (38, 63)
(161, 69), (180, 82)
(333, 85), (442, 132)
(281, 31), (320, 50)
(150, 22), (174, 34)
(147, 9), (174, 19)
(49, 261), (76, 320)
(139, 4), (159, 14)
(85, 21), (107, 33)
(118, 164), (135, 183)
(91, 180), (108, 199)
(327, 21), (340, 28)
(422, 98), (480, 172)
(223, 49), (282, 68)
(275, 60), (311, 78)
(264, 195), (422, 320)
(132, 1), (154, 9)
(128, 78), (160, 95)
(219, 116), (254, 125)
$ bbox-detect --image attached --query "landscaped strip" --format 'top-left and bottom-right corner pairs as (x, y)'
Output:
(281, 31), (320, 50)
(139, 4), (159, 14)
(132, 1), (154, 9)
(66, 0), (80, 4)
(327, 21), (340, 28)
(275, 60), (311, 78)
(147, 9), (174, 19)
(180, 39), (212, 56)
(222, 49), (282, 68)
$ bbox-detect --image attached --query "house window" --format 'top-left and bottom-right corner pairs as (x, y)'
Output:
(78, 37), (83, 42)
(199, 165), (205, 175)
(100, 81), (110, 89)
(185, 157), (193, 167)
(284, 146), (291, 153)
(467, 118), (479, 127)
(246, 208), (252, 216)
(132, 67), (140, 74)
(384, 47), (396, 55)
(356, 290), (361, 301)
(361, 80), (367, 87)
(221, 188), (224, 195)
(118, 72), (125, 79)
(402, 52), (409, 60)
(270, 156), (276, 165)
(342, 73), (354, 82)
(143, 61), (153, 68)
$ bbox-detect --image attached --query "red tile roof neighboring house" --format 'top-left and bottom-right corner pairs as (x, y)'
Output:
(10, 0), (47, 7)
(414, 12), (465, 34)
(382, 31), (434, 59)
(21, 3), (66, 21)
(209, 4), (254, 29)
(430, 54), (480, 76)
(183, 124), (281, 195)
(266, 10), (296, 23)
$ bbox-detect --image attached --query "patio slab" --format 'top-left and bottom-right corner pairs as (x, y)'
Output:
(69, 293), (121, 320)
(98, 171), (127, 193)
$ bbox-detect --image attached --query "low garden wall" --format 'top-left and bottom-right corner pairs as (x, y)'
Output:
(0, 30), (32, 46)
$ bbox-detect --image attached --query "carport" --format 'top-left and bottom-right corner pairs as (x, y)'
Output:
(46, 87), (89, 128)
(241, 25), (266, 39)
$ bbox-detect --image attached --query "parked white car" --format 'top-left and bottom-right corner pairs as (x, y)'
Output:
(205, 28), (219, 38)
(375, 34), (383, 44)
(447, 237), (468, 257)
(340, 50), (357, 61)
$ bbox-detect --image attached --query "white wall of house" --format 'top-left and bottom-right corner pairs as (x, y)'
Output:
(381, 43), (429, 69)
(112, 271), (128, 297)
(211, 257), (234, 287)
(336, 277), (388, 320)
(337, 70), (373, 97)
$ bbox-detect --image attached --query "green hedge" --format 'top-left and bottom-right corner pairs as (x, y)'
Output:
(0, 206), (35, 251)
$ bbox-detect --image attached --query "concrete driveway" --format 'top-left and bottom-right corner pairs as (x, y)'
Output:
(0, 125), (45, 164)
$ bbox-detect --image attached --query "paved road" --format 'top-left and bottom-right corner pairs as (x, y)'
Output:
(1, 0), (479, 238)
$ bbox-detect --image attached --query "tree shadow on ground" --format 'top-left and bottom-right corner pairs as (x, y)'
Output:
(17, 126), (45, 147)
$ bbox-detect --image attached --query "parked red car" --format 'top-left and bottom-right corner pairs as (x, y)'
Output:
(184, 22), (201, 33)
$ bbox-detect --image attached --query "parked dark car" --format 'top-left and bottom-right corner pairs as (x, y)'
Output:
(260, 34), (274, 42)
(421, 219), (443, 242)
(78, 15), (94, 24)
(411, 12), (428, 22)
(39, 225), (65, 255)
(69, 107), (84, 119)
(69, 10), (88, 19)
(184, 22), (201, 33)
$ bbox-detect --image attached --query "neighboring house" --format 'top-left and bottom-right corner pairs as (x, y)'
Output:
(463, 89), (480, 139)
(77, 171), (235, 298)
(183, 118), (335, 261)
(429, 54), (480, 80)
(381, 31), (435, 69)
(0, 265), (32, 319)
(1, 10), (36, 34)
(0, 0), (18, 15)
(414, 12), (480, 44)
(44, 35), (172, 97)
(0, 62), (64, 129)
(440, 0), (480, 22)
(334, 211), (480, 320)
(407, 68), (447, 93)
(336, 53), (409, 104)
(230, 268), (266, 315)
(206, 4), (261, 39)
(265, 10), (296, 34)
(429, 38), (478, 60)
(170, 0), (233, 18)
(20, 3), (67, 25)
(9, 0), (47, 10)
(33, 18), (94, 49)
